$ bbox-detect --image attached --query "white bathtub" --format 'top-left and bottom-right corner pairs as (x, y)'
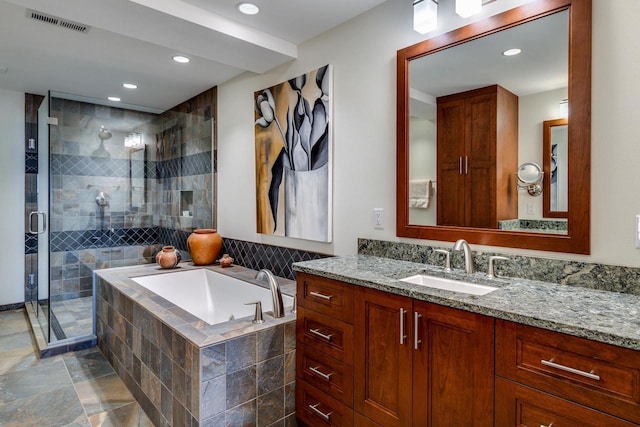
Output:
(131, 269), (293, 325)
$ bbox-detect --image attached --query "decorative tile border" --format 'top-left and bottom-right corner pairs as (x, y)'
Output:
(50, 228), (158, 252)
(222, 238), (329, 281)
(358, 238), (640, 296)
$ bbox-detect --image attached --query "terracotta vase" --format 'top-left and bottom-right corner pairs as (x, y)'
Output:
(218, 253), (234, 268)
(187, 229), (223, 265)
(155, 246), (181, 269)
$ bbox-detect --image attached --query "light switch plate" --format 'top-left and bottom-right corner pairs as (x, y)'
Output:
(374, 208), (384, 229)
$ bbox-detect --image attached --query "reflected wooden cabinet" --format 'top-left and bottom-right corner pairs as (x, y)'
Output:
(436, 84), (518, 228)
(353, 287), (494, 427)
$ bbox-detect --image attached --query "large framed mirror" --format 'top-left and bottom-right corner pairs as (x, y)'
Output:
(397, 0), (590, 254)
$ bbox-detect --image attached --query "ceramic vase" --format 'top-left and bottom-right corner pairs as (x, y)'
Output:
(155, 246), (181, 269)
(187, 229), (223, 265)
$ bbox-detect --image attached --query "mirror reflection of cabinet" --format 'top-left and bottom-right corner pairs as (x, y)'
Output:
(543, 118), (568, 218)
(437, 85), (518, 228)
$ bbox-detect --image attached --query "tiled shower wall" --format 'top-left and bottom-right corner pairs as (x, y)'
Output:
(42, 88), (216, 303)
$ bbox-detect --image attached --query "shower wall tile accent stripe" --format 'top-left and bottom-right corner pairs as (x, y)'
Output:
(50, 228), (158, 252)
(50, 152), (212, 178)
(25, 153), (38, 174)
(25, 233), (38, 254)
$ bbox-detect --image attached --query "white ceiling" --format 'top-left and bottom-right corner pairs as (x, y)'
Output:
(0, 0), (387, 112)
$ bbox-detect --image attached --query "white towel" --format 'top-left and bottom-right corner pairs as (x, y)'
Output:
(409, 179), (433, 209)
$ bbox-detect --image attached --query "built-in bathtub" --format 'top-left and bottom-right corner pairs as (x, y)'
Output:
(94, 263), (297, 426)
(131, 269), (294, 325)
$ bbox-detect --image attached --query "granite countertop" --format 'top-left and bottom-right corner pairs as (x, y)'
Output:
(95, 262), (297, 348)
(292, 254), (640, 351)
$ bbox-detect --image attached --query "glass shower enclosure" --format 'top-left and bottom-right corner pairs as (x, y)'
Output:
(26, 90), (215, 350)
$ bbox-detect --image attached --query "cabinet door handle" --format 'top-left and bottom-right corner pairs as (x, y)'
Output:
(309, 291), (333, 301)
(459, 156), (463, 174)
(465, 156), (469, 174)
(541, 358), (601, 381)
(309, 366), (333, 381)
(309, 328), (333, 341)
(414, 312), (422, 349)
(309, 403), (332, 422)
(399, 308), (407, 345)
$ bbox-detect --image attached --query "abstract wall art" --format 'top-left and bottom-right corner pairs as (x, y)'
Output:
(254, 65), (332, 242)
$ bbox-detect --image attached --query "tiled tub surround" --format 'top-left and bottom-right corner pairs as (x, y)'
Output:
(293, 255), (640, 351)
(358, 238), (640, 296)
(95, 263), (296, 426)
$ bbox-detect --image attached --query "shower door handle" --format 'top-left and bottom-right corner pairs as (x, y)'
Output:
(29, 211), (47, 234)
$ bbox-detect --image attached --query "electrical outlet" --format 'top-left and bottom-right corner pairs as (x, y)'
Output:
(527, 203), (535, 215)
(636, 215), (640, 249)
(374, 208), (384, 229)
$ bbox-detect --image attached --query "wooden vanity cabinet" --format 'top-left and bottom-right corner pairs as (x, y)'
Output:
(353, 287), (495, 427)
(495, 319), (640, 426)
(436, 84), (518, 228)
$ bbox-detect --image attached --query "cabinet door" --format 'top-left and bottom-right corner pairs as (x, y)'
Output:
(354, 287), (413, 427)
(413, 301), (495, 426)
(437, 98), (466, 226)
(465, 92), (497, 228)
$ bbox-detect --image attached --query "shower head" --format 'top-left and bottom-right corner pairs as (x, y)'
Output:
(98, 126), (112, 140)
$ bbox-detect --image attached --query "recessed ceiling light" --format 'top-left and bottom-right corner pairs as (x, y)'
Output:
(122, 83), (137, 89)
(237, 2), (259, 15)
(107, 96), (121, 102)
(172, 55), (190, 63)
(502, 48), (522, 57)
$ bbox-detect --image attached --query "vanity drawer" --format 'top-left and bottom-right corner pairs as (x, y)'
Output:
(297, 272), (354, 324)
(297, 306), (354, 365)
(297, 379), (354, 427)
(297, 342), (354, 406)
(496, 377), (636, 427)
(496, 320), (640, 424)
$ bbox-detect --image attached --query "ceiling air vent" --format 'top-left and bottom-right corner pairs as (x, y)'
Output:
(26, 9), (91, 34)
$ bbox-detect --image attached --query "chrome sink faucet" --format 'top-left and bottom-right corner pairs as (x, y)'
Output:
(255, 269), (285, 318)
(452, 239), (475, 274)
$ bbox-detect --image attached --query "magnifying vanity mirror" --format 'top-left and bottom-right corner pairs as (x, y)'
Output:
(516, 162), (543, 197)
(397, 0), (591, 254)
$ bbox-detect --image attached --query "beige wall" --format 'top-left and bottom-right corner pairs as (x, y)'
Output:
(0, 88), (26, 305)
(218, 0), (640, 268)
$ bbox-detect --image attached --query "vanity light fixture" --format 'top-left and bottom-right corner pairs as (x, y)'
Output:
(456, 0), (482, 18)
(237, 2), (259, 15)
(413, 0), (438, 34)
(172, 55), (190, 64)
(502, 48), (522, 56)
(559, 98), (569, 118)
(122, 83), (137, 89)
(107, 96), (121, 102)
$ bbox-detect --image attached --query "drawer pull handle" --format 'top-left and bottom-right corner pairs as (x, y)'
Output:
(541, 359), (601, 381)
(309, 291), (333, 300)
(310, 328), (333, 341)
(309, 403), (332, 422)
(309, 366), (333, 381)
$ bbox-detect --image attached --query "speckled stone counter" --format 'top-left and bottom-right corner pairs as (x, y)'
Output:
(293, 255), (640, 351)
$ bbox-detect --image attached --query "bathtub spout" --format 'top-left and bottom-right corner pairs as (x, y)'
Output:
(255, 269), (285, 318)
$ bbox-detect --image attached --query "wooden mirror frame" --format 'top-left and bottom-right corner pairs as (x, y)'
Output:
(396, 0), (591, 254)
(543, 118), (569, 218)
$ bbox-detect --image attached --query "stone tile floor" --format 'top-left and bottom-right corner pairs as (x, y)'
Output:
(0, 308), (153, 426)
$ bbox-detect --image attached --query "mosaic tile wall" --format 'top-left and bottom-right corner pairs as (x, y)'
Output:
(222, 238), (329, 281)
(95, 274), (296, 426)
(358, 238), (640, 296)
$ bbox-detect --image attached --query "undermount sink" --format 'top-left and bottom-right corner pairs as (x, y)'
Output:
(400, 275), (498, 296)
